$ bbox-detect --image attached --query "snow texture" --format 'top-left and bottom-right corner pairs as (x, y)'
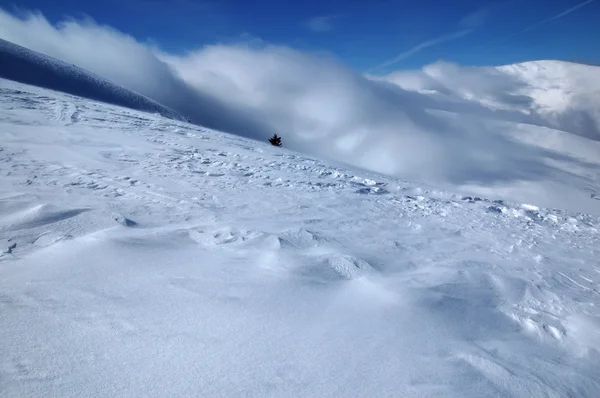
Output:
(1, 78), (600, 397)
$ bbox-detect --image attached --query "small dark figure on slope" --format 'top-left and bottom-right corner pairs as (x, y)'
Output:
(269, 134), (282, 147)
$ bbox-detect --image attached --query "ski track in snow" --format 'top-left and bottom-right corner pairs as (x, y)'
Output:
(1, 78), (600, 397)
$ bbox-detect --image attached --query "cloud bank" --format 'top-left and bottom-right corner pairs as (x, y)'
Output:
(1, 7), (600, 213)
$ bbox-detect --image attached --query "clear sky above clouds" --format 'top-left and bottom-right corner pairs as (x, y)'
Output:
(1, 0), (598, 73)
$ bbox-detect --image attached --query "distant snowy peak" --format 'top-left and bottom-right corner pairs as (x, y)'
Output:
(498, 59), (600, 84)
(382, 59), (600, 141)
(498, 60), (600, 113)
(0, 38), (185, 122)
(499, 60), (600, 140)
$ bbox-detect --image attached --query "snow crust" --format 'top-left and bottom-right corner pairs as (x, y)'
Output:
(1, 79), (600, 397)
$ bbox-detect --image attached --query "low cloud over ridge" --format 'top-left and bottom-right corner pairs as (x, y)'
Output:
(1, 7), (600, 213)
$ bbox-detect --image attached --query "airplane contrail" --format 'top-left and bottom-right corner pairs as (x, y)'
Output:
(521, 0), (597, 33)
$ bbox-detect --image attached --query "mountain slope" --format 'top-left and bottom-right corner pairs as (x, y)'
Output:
(0, 38), (185, 121)
(1, 78), (600, 397)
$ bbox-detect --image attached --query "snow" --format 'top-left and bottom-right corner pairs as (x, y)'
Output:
(0, 38), (185, 122)
(1, 78), (600, 397)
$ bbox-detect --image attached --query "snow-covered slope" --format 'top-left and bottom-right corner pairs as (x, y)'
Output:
(0, 38), (185, 122)
(1, 78), (600, 397)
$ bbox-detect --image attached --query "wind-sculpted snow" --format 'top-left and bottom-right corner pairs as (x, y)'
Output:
(1, 80), (600, 397)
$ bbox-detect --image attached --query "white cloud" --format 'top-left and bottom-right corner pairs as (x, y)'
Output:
(1, 7), (599, 211)
(305, 16), (337, 32)
(459, 6), (492, 29)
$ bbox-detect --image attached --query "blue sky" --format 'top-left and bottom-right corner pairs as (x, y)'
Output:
(1, 0), (599, 73)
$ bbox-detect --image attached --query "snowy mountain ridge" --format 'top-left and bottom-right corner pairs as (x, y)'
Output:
(0, 38), (185, 122)
(498, 60), (600, 137)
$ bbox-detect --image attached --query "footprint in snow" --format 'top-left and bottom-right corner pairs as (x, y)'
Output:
(277, 228), (331, 249)
(32, 231), (70, 247)
(461, 196), (484, 203)
(355, 186), (389, 195)
(113, 214), (138, 227)
(487, 206), (504, 214)
(188, 227), (265, 246)
(2, 242), (17, 254)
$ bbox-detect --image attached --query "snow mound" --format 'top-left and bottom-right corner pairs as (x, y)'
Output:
(0, 38), (185, 121)
(319, 253), (375, 279)
(0, 202), (90, 231)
